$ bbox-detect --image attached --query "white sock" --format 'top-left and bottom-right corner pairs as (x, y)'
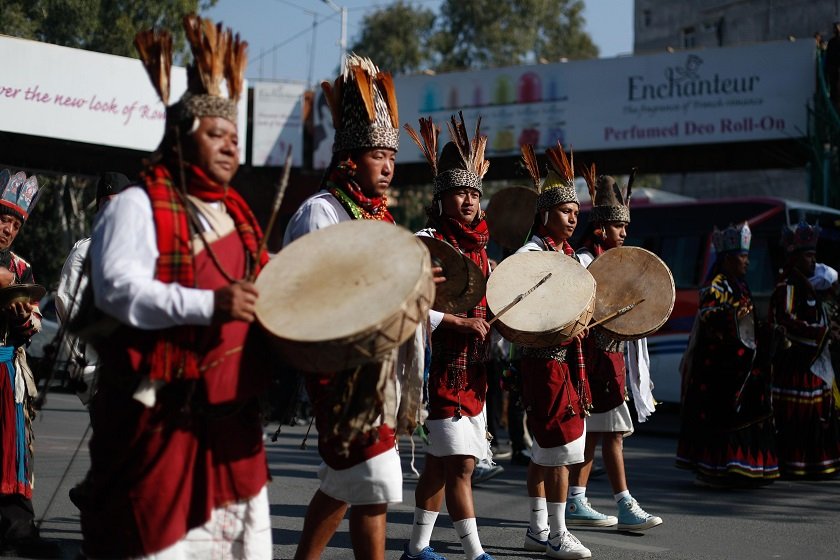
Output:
(529, 496), (548, 533)
(408, 508), (439, 555)
(453, 518), (484, 560)
(568, 485), (586, 499)
(614, 490), (631, 503)
(548, 501), (567, 535)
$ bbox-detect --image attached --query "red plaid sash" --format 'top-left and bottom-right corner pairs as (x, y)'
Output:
(428, 215), (490, 390)
(537, 227), (591, 411)
(139, 164), (269, 383)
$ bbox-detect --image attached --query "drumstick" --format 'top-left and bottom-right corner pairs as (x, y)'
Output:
(248, 145), (294, 282)
(588, 298), (646, 329)
(488, 272), (552, 326)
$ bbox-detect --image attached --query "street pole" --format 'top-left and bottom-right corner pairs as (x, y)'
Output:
(322, 0), (347, 71)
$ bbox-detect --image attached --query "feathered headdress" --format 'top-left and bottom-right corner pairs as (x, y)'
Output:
(322, 53), (399, 153)
(520, 144), (541, 192)
(134, 13), (247, 126)
(584, 166), (634, 224)
(405, 112), (489, 196)
(537, 141), (578, 211)
(0, 169), (40, 223)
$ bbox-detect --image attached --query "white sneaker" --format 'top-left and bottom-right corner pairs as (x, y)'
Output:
(547, 530), (592, 559)
(524, 527), (549, 552)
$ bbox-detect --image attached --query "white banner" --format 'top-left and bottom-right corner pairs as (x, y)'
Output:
(0, 35), (248, 161)
(314, 40), (815, 167)
(251, 81), (305, 167)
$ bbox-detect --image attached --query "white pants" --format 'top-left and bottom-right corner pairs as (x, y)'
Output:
(132, 486), (272, 560)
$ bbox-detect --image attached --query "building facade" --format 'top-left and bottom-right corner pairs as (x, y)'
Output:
(633, 0), (840, 201)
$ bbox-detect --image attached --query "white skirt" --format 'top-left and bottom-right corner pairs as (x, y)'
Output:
(424, 415), (489, 460)
(318, 446), (403, 506)
(586, 401), (634, 436)
(132, 485), (272, 560)
(530, 429), (586, 467)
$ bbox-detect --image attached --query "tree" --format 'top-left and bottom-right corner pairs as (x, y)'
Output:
(0, 0), (218, 60)
(351, 0), (598, 75)
(435, 0), (598, 71)
(0, 1), (217, 288)
(350, 1), (436, 75)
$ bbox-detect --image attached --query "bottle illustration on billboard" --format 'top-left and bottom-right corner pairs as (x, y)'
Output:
(472, 83), (484, 108)
(448, 86), (459, 110)
(517, 72), (542, 103)
(493, 75), (513, 105)
(420, 83), (441, 112)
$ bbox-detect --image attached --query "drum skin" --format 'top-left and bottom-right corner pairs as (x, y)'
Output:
(256, 220), (435, 372)
(586, 246), (675, 341)
(487, 251), (596, 348)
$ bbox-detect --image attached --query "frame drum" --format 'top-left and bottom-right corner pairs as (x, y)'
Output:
(586, 246), (675, 341)
(485, 186), (539, 250)
(418, 236), (485, 314)
(256, 220), (434, 372)
(487, 251), (596, 347)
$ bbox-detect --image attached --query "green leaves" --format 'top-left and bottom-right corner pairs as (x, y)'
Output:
(0, 0), (218, 60)
(351, 0), (599, 75)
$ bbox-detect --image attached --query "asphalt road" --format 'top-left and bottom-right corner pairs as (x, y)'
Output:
(28, 393), (840, 560)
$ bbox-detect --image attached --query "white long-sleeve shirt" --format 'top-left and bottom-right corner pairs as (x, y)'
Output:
(90, 186), (215, 329)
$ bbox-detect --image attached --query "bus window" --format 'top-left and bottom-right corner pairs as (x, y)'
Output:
(658, 235), (705, 289)
(745, 235), (776, 296)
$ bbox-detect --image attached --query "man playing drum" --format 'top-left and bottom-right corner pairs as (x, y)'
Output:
(402, 114), (496, 560)
(568, 170), (663, 530)
(513, 143), (592, 559)
(283, 55), (413, 560)
(83, 16), (273, 558)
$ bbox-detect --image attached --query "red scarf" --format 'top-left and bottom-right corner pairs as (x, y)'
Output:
(429, 213), (490, 390)
(536, 224), (575, 256)
(140, 163), (269, 383)
(326, 159), (394, 223)
(536, 224), (591, 411)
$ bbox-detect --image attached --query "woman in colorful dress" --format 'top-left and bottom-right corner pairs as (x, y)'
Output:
(768, 222), (840, 478)
(677, 222), (779, 487)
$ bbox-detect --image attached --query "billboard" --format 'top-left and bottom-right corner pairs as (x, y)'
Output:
(251, 81), (305, 167)
(0, 35), (248, 161)
(313, 40), (815, 167)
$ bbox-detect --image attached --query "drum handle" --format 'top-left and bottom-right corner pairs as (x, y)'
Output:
(588, 298), (645, 329)
(488, 272), (552, 326)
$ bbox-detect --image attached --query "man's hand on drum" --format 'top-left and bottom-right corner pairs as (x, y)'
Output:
(3, 301), (32, 323)
(213, 282), (259, 323)
(736, 303), (754, 320)
(432, 266), (447, 285)
(0, 268), (14, 288)
(446, 315), (490, 340)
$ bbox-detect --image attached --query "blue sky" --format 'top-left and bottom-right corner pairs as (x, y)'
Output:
(204, 0), (634, 85)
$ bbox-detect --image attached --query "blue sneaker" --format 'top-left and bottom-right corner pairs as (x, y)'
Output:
(474, 554), (496, 560)
(616, 496), (663, 531)
(524, 527), (549, 551)
(566, 496), (618, 527)
(400, 544), (447, 560)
